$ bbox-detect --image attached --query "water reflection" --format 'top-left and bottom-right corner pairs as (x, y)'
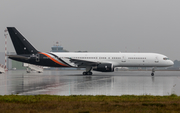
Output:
(0, 70), (179, 96)
(151, 76), (154, 83)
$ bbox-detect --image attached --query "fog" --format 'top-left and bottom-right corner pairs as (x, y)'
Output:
(0, 0), (180, 60)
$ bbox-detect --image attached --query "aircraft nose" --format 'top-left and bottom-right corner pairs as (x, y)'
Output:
(169, 60), (174, 66)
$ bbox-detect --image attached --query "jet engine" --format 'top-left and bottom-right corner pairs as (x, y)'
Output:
(93, 63), (114, 72)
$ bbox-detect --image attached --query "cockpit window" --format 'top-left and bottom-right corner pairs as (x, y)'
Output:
(163, 58), (169, 60)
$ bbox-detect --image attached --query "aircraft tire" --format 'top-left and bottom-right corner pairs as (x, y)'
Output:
(83, 72), (92, 75)
(83, 72), (87, 75)
(88, 72), (92, 75)
(151, 73), (154, 76)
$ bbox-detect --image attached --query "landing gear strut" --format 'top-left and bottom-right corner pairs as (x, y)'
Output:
(151, 68), (155, 76)
(83, 67), (93, 75)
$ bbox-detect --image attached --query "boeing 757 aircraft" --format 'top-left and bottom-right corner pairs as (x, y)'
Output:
(7, 27), (174, 76)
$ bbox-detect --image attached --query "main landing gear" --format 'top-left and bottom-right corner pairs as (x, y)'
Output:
(83, 72), (93, 75)
(83, 67), (93, 75)
(151, 68), (155, 76)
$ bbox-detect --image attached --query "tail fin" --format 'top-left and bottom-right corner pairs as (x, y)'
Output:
(7, 27), (38, 55)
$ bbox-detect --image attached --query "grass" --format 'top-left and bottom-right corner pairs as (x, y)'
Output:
(0, 94), (180, 113)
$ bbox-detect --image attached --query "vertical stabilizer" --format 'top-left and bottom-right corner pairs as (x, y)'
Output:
(7, 27), (38, 55)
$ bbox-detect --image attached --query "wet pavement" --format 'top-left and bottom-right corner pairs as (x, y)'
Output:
(0, 70), (180, 96)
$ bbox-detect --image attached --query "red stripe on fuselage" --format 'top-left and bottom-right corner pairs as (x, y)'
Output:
(39, 52), (68, 67)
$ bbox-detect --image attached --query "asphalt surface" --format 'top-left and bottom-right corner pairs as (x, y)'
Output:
(0, 70), (180, 96)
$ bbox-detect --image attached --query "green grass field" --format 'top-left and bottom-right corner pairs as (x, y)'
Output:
(0, 94), (180, 113)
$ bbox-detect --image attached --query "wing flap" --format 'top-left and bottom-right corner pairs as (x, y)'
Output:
(62, 58), (100, 67)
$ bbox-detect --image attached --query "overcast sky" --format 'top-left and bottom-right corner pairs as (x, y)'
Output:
(0, 0), (180, 60)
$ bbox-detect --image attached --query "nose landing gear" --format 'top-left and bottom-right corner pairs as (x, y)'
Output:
(151, 68), (155, 76)
(151, 73), (154, 76)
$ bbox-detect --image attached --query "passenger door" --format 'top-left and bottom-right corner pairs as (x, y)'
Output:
(121, 56), (126, 62)
(155, 56), (159, 63)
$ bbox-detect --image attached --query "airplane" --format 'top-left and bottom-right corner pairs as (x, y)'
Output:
(7, 27), (174, 76)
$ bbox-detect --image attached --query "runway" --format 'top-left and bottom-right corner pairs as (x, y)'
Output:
(0, 70), (180, 96)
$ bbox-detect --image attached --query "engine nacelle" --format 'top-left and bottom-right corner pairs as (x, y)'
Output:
(93, 63), (114, 72)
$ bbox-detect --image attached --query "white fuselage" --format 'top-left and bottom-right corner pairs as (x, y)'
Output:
(7, 27), (174, 75)
(51, 52), (174, 68)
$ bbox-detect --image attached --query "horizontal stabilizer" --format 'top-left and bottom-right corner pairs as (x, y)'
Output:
(7, 55), (29, 60)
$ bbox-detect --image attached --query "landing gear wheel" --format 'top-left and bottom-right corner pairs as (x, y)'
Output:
(151, 67), (155, 76)
(87, 72), (92, 75)
(83, 72), (87, 75)
(82, 72), (93, 75)
(151, 73), (154, 76)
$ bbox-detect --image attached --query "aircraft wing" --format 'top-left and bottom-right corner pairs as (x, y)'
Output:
(62, 58), (100, 67)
